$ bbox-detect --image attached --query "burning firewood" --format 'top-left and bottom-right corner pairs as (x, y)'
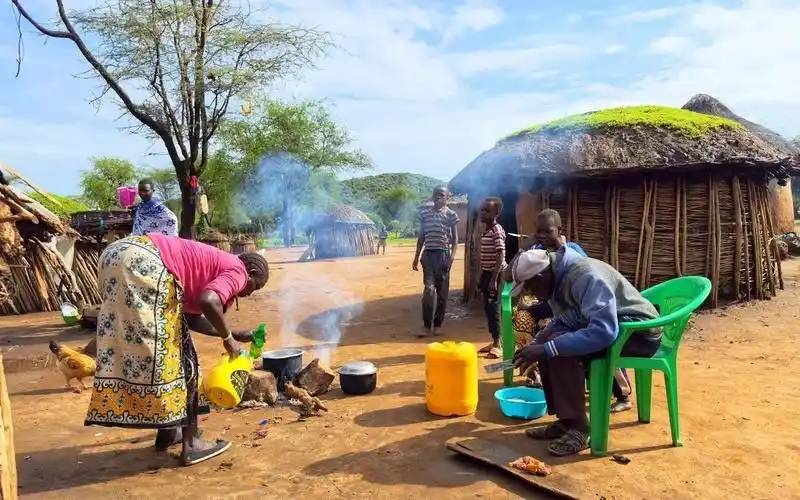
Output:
(285, 381), (328, 418)
(294, 358), (335, 396)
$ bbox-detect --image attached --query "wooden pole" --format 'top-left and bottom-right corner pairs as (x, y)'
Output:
(643, 179), (658, 288)
(0, 355), (17, 500)
(634, 179), (652, 289)
(732, 177), (744, 300)
(674, 178), (682, 276)
(747, 180), (764, 300)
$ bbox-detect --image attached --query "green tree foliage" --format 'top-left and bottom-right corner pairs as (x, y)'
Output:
(219, 100), (371, 245)
(145, 168), (180, 203)
(341, 173), (443, 211)
(80, 157), (138, 209)
(26, 192), (89, 218)
(376, 186), (419, 230)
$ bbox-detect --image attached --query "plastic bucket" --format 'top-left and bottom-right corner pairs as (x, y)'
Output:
(116, 186), (137, 208)
(202, 354), (254, 408)
(494, 387), (547, 420)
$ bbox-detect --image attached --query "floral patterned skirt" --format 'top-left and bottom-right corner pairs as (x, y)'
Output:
(85, 236), (195, 428)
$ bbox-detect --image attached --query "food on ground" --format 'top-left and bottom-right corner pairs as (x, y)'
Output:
(508, 456), (552, 476)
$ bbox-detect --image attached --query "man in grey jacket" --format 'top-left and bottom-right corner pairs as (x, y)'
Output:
(511, 247), (661, 456)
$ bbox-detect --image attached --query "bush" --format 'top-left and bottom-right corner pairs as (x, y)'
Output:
(26, 191), (90, 218)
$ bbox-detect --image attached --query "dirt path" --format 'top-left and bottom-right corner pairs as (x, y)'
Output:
(3, 245), (800, 499)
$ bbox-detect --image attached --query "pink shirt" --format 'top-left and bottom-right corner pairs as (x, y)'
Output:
(149, 234), (248, 314)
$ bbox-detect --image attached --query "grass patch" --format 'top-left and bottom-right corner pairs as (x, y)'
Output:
(387, 236), (417, 246)
(507, 105), (743, 139)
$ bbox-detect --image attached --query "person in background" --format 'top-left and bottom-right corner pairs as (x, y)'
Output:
(476, 198), (506, 359)
(132, 178), (179, 236)
(85, 234), (269, 466)
(412, 186), (459, 337)
(511, 248), (660, 456)
(377, 225), (389, 255)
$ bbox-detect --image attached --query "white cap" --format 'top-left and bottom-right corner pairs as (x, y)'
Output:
(510, 249), (551, 297)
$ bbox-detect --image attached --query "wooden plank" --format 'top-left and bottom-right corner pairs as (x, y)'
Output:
(0, 355), (17, 500)
(447, 438), (580, 499)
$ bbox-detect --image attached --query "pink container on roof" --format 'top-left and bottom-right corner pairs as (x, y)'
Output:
(116, 186), (137, 208)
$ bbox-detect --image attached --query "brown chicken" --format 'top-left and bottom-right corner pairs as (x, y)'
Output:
(49, 340), (96, 393)
(284, 381), (328, 418)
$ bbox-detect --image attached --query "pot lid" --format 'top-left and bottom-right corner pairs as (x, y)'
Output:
(262, 348), (303, 359)
(338, 360), (377, 375)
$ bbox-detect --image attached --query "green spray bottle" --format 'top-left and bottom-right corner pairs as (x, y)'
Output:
(248, 323), (267, 359)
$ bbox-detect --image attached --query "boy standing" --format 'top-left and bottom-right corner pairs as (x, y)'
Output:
(377, 225), (389, 255)
(413, 186), (459, 337)
(477, 198), (506, 359)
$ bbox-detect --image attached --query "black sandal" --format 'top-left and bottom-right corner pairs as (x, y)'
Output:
(525, 421), (567, 440)
(547, 429), (589, 457)
(181, 439), (232, 466)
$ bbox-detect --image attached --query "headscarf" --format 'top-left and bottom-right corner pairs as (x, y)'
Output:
(132, 197), (178, 236)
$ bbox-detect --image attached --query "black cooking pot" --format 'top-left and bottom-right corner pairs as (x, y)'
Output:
(339, 361), (377, 395)
(261, 348), (303, 391)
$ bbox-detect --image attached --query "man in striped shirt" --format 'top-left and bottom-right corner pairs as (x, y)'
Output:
(477, 198), (506, 358)
(412, 186), (460, 336)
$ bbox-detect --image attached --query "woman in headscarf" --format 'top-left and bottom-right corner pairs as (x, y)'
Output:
(85, 233), (269, 466)
(131, 178), (178, 236)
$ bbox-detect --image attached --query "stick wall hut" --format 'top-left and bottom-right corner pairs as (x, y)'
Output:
(0, 185), (82, 314)
(313, 205), (377, 259)
(451, 105), (793, 307)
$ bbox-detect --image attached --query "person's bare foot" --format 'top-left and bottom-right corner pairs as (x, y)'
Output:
(610, 399), (632, 413)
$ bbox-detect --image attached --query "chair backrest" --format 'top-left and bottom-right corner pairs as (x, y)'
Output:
(638, 276), (712, 351)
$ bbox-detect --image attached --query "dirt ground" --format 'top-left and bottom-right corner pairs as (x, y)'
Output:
(2, 244), (800, 499)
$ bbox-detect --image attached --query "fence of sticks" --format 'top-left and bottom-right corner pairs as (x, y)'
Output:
(539, 172), (782, 307)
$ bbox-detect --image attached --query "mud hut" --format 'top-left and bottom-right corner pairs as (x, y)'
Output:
(683, 94), (800, 233)
(0, 184), (83, 314)
(313, 205), (376, 259)
(451, 105), (794, 306)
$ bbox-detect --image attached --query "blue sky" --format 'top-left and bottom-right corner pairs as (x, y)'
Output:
(1, 0), (799, 194)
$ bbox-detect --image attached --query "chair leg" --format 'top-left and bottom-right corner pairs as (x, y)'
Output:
(664, 366), (681, 447)
(634, 369), (653, 423)
(589, 358), (613, 456)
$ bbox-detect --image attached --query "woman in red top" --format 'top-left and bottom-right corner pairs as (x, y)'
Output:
(85, 234), (269, 466)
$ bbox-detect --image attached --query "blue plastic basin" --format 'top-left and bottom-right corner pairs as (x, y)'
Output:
(494, 386), (547, 420)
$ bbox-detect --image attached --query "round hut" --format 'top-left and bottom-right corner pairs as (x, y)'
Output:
(451, 105), (794, 307)
(313, 205), (377, 259)
(682, 94), (799, 233)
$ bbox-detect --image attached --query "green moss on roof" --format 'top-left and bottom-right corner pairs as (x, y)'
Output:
(508, 105), (744, 139)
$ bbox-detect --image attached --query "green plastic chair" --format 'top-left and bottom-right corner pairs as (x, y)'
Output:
(588, 275), (711, 456)
(500, 281), (516, 386)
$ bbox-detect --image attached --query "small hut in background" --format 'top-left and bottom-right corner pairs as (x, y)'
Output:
(451, 105), (794, 307)
(0, 185), (81, 314)
(683, 94), (799, 233)
(418, 194), (468, 238)
(312, 205), (376, 259)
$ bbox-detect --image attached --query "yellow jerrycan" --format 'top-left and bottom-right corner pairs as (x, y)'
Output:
(425, 341), (478, 416)
(202, 354), (254, 409)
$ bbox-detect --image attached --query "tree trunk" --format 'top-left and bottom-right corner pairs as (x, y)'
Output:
(179, 179), (196, 240)
(282, 198), (293, 247)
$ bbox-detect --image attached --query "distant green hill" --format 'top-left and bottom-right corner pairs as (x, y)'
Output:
(341, 173), (444, 206)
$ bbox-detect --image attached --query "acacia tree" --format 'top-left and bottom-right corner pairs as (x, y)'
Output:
(12, 0), (328, 237)
(81, 157), (138, 209)
(221, 99), (372, 246)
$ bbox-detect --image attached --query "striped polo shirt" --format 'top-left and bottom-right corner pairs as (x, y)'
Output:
(418, 206), (459, 251)
(480, 223), (506, 271)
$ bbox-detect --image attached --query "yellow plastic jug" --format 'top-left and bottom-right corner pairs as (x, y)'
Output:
(425, 341), (478, 416)
(202, 354), (254, 409)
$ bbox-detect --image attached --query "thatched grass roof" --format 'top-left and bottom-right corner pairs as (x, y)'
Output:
(0, 185), (74, 237)
(683, 94), (800, 160)
(451, 104), (791, 194)
(323, 205), (375, 226)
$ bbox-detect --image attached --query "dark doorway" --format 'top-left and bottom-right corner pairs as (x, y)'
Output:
(498, 191), (519, 261)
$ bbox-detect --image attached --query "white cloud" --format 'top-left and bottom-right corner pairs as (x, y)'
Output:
(442, 0), (504, 43)
(611, 6), (685, 24)
(648, 36), (692, 55)
(449, 44), (586, 77)
(603, 44), (626, 54)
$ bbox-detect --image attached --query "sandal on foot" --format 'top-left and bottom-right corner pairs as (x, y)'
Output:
(155, 429), (203, 451)
(478, 343), (494, 353)
(486, 347), (502, 359)
(610, 399), (633, 413)
(525, 421), (567, 440)
(181, 439), (232, 466)
(547, 429), (589, 457)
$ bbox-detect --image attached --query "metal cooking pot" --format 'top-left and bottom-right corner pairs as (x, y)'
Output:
(261, 348), (303, 391)
(338, 361), (377, 395)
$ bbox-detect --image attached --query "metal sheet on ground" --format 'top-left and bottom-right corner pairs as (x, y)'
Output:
(446, 438), (581, 499)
